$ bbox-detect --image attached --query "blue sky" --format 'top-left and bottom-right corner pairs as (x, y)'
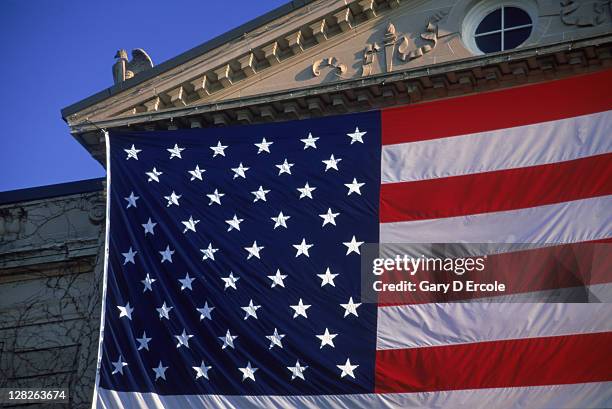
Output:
(0, 0), (287, 192)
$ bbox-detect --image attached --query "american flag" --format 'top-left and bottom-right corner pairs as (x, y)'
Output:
(94, 70), (612, 409)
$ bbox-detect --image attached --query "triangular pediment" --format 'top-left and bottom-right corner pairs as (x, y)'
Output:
(63, 0), (612, 133)
(62, 0), (472, 126)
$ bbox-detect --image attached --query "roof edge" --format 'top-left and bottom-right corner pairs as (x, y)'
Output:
(61, 0), (314, 119)
(0, 178), (105, 206)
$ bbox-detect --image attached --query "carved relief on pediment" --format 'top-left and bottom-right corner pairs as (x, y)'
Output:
(560, 0), (607, 27)
(396, 11), (447, 62)
(312, 57), (348, 78)
(305, 11), (449, 81)
(209, 8), (455, 101)
(361, 43), (381, 76)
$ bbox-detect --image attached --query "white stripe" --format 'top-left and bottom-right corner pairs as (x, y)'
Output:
(97, 383), (612, 409)
(379, 195), (612, 244)
(458, 283), (612, 303)
(376, 301), (612, 351)
(381, 110), (612, 184)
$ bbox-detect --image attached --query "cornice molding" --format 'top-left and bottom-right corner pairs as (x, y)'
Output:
(69, 33), (612, 165)
(63, 0), (404, 126)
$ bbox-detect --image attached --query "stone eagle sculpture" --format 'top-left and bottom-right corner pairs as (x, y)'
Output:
(112, 49), (154, 84)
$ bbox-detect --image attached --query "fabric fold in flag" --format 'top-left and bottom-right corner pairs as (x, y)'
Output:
(95, 69), (612, 409)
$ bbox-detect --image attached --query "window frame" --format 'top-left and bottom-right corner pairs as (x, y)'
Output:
(462, 0), (537, 55)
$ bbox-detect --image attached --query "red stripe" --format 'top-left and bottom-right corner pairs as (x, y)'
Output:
(380, 153), (612, 223)
(375, 332), (612, 393)
(376, 240), (612, 306)
(381, 69), (612, 145)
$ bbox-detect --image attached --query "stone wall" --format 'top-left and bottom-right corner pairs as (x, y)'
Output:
(0, 185), (105, 409)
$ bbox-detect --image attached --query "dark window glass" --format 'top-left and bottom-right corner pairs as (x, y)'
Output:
(504, 7), (532, 28)
(475, 8), (501, 34)
(503, 26), (532, 49)
(475, 32), (502, 53)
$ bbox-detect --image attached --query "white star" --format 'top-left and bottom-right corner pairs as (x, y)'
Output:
(316, 328), (338, 349)
(297, 182), (316, 199)
(219, 329), (238, 350)
(136, 331), (152, 351)
(221, 272), (240, 290)
(210, 141), (228, 157)
(245, 241), (264, 260)
(266, 328), (285, 350)
(159, 245), (175, 263)
(337, 358), (359, 379)
(288, 360), (308, 381)
(141, 273), (156, 292)
(207, 189), (225, 206)
(347, 127), (367, 144)
(124, 192), (139, 209)
(178, 272), (195, 291)
(153, 361), (168, 381)
(188, 165), (205, 181)
(238, 361), (258, 382)
(345, 178), (365, 196)
(146, 167), (163, 182)
(301, 132), (319, 149)
(200, 243), (219, 261)
(122, 247), (137, 265)
(231, 162), (250, 179)
(255, 137), (273, 154)
(156, 301), (173, 320)
(182, 215), (200, 233)
(164, 191), (182, 207)
(225, 214), (243, 232)
(293, 238), (313, 258)
(343, 236), (364, 255)
(340, 296), (362, 317)
(276, 159), (294, 175)
(271, 211), (290, 229)
(167, 143), (185, 159)
(251, 186), (270, 202)
(117, 302), (133, 320)
(290, 298), (311, 319)
(241, 299), (261, 320)
(267, 269), (287, 288)
(111, 355), (128, 375)
(196, 301), (215, 321)
(319, 208), (340, 227)
(174, 329), (194, 348)
(193, 361), (212, 380)
(124, 144), (141, 160)
(317, 267), (339, 287)
(322, 154), (342, 171)
(142, 218), (157, 235)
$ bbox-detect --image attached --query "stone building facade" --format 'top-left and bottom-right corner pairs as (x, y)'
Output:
(1, 0), (611, 407)
(0, 180), (104, 408)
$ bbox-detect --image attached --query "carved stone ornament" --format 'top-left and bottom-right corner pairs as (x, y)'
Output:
(312, 57), (348, 77)
(397, 11), (447, 61)
(361, 43), (381, 76)
(384, 23), (398, 72)
(113, 48), (154, 84)
(0, 207), (27, 242)
(560, 0), (606, 27)
(88, 202), (106, 225)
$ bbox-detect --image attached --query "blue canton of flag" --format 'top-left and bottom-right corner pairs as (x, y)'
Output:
(97, 111), (381, 403)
